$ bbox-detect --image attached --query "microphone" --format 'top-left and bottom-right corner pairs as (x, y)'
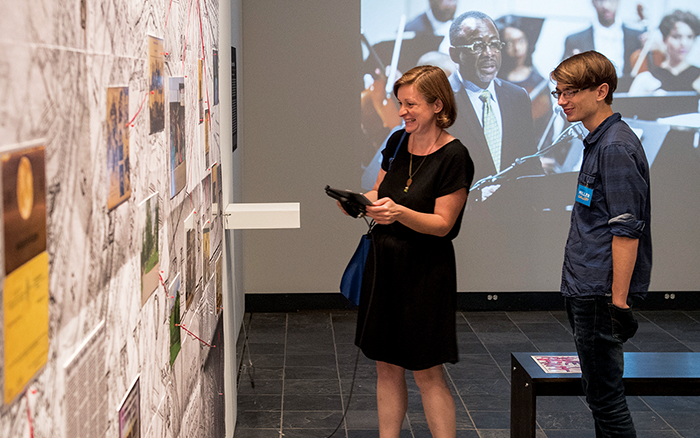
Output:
(555, 105), (566, 118)
(535, 105), (564, 152)
(551, 120), (586, 146)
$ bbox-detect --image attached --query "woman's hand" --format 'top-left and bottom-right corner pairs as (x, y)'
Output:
(364, 188), (467, 236)
(337, 200), (351, 216)
(337, 189), (378, 218)
(365, 197), (403, 225)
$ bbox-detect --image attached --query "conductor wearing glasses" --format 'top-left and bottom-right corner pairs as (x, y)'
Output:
(447, 11), (537, 187)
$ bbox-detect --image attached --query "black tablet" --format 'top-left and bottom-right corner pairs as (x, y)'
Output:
(325, 186), (372, 206)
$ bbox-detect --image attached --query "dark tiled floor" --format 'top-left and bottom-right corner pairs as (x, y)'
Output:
(234, 310), (700, 437)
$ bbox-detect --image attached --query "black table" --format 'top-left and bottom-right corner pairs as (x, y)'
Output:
(510, 352), (700, 438)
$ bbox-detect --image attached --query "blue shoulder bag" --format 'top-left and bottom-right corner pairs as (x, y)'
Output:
(339, 131), (406, 306)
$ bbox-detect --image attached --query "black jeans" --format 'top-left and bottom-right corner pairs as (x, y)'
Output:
(565, 296), (637, 438)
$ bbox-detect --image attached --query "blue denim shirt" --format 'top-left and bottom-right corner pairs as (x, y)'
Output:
(561, 113), (652, 298)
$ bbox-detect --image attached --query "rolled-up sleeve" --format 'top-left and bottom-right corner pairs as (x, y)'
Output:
(601, 143), (648, 239)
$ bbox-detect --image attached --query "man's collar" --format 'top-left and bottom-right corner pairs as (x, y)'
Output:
(585, 112), (621, 145)
(449, 70), (463, 92)
(425, 7), (451, 32)
(451, 69), (500, 93)
(592, 18), (623, 34)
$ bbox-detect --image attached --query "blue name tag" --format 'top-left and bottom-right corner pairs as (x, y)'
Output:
(576, 184), (593, 206)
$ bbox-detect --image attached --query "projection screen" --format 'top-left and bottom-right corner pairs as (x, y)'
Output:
(359, 0), (700, 292)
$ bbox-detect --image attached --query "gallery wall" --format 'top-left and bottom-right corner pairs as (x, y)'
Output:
(240, 0), (700, 297)
(240, 0), (366, 295)
(0, 0), (235, 436)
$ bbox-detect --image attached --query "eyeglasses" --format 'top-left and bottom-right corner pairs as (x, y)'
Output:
(551, 88), (583, 99)
(452, 41), (506, 54)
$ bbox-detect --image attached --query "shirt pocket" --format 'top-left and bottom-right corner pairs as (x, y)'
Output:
(578, 171), (596, 189)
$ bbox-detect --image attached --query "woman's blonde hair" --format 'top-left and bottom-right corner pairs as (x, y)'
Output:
(393, 65), (457, 129)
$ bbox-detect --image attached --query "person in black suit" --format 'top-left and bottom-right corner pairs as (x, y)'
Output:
(405, 0), (458, 38)
(405, 0), (457, 46)
(368, 0), (458, 76)
(447, 11), (538, 196)
(563, 0), (644, 91)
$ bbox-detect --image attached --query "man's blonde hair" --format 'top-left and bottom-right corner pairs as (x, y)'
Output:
(551, 51), (617, 105)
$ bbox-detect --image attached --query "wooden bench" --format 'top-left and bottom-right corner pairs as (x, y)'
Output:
(510, 352), (700, 438)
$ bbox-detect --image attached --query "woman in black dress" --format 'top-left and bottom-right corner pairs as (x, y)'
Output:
(342, 65), (473, 437)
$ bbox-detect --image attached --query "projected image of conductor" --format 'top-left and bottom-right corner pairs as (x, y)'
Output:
(447, 11), (539, 197)
(339, 65), (474, 438)
(552, 50), (652, 438)
(628, 10), (700, 95)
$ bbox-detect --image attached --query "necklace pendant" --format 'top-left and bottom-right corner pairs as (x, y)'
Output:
(404, 178), (412, 193)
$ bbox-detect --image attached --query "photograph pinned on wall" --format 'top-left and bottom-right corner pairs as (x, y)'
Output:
(63, 322), (108, 438)
(3, 250), (49, 405)
(202, 225), (210, 286)
(2, 142), (47, 275)
(106, 86), (131, 210)
(215, 254), (222, 314)
(203, 171), (212, 221)
(204, 108), (210, 168)
(148, 35), (165, 134)
(184, 210), (197, 310)
(139, 192), (160, 305)
(213, 49), (219, 106)
(1, 141), (49, 405)
(169, 274), (182, 367)
(198, 58), (204, 124)
(211, 163), (220, 213)
(169, 77), (186, 198)
(118, 376), (141, 438)
(215, 163), (222, 214)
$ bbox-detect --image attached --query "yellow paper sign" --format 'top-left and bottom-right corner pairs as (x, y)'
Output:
(3, 251), (49, 404)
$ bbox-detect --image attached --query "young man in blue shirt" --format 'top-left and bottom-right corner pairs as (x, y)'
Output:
(551, 50), (652, 438)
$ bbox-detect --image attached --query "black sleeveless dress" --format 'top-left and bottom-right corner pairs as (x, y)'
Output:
(354, 129), (474, 370)
(648, 61), (700, 93)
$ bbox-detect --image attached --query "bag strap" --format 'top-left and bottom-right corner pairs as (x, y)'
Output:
(365, 130), (404, 235)
(363, 216), (375, 234)
(387, 130), (407, 172)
